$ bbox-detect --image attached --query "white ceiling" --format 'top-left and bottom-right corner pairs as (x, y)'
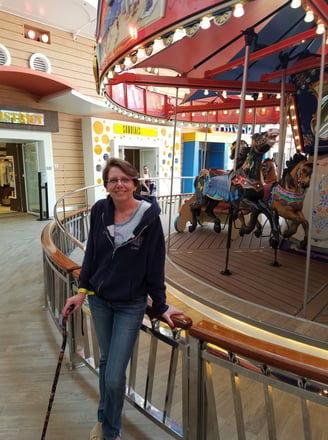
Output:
(0, 0), (97, 40)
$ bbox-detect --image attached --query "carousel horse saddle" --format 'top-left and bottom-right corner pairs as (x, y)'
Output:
(204, 173), (239, 202)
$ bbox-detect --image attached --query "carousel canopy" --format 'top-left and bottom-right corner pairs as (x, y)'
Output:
(96, 0), (327, 152)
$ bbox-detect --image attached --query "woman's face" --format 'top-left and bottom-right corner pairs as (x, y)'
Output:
(105, 166), (137, 203)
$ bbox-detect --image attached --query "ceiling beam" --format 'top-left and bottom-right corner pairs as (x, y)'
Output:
(109, 73), (295, 93)
(204, 28), (318, 79)
(175, 98), (282, 114)
(260, 55), (323, 81)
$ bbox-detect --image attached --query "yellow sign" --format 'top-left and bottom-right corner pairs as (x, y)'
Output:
(0, 110), (45, 126)
(114, 123), (157, 137)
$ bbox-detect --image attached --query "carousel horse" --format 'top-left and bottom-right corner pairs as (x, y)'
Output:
(189, 130), (280, 250)
(188, 139), (250, 233)
(189, 156), (278, 235)
(271, 152), (313, 249)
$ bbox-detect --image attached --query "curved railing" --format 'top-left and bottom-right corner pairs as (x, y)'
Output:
(41, 188), (328, 439)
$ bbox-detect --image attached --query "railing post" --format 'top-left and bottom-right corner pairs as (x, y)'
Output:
(188, 335), (202, 440)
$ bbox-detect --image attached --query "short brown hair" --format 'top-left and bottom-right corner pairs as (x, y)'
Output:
(102, 157), (139, 188)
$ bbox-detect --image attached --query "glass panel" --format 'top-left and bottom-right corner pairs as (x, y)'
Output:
(23, 143), (39, 214)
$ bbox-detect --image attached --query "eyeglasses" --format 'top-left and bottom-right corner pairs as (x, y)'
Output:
(105, 178), (133, 186)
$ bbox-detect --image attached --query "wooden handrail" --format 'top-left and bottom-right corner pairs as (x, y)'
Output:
(41, 220), (81, 273)
(146, 304), (193, 330)
(190, 320), (328, 385)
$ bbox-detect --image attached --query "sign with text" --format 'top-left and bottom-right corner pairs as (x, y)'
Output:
(114, 123), (158, 137)
(0, 110), (45, 126)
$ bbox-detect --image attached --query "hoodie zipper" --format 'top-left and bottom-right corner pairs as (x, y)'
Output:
(102, 212), (148, 258)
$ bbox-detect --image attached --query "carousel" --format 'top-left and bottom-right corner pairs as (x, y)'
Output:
(94, 0), (328, 341)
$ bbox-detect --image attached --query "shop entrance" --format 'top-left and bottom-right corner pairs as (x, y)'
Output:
(2, 142), (41, 213)
(119, 147), (157, 180)
(0, 130), (55, 217)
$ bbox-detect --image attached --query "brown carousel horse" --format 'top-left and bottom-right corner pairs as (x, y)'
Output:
(189, 129), (281, 253)
(271, 152), (313, 249)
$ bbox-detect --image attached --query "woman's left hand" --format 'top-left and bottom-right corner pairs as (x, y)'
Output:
(161, 305), (184, 328)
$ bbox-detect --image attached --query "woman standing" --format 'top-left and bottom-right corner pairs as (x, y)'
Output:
(62, 158), (182, 440)
(141, 164), (152, 194)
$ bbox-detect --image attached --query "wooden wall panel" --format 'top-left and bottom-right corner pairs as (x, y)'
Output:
(52, 114), (85, 200)
(0, 11), (98, 99)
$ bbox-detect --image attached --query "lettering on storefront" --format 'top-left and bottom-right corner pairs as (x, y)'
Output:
(0, 110), (45, 126)
(214, 124), (255, 134)
(114, 123), (158, 137)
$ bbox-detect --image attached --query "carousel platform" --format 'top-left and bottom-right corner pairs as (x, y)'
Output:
(165, 223), (328, 347)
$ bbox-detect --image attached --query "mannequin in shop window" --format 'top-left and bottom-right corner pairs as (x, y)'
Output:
(0, 158), (14, 206)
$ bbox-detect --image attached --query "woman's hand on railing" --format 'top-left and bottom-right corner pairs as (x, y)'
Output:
(62, 293), (86, 316)
(146, 303), (191, 329)
(161, 305), (185, 328)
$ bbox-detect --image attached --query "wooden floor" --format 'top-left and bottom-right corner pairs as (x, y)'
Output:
(0, 214), (181, 440)
(1, 214), (328, 440)
(165, 222), (328, 346)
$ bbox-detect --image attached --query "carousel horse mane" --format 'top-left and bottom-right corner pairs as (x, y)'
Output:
(230, 139), (250, 170)
(281, 152), (313, 191)
(262, 157), (278, 183)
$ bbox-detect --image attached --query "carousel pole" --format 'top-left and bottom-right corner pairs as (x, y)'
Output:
(167, 87), (179, 252)
(277, 54), (289, 180)
(222, 27), (256, 275)
(302, 29), (326, 317)
(202, 111), (209, 169)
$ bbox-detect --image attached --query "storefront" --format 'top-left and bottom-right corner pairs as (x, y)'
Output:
(0, 107), (58, 217)
(82, 117), (181, 203)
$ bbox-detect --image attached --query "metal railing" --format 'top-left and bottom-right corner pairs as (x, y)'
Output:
(41, 186), (328, 439)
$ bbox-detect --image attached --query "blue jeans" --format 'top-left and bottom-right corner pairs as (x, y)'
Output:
(88, 294), (147, 440)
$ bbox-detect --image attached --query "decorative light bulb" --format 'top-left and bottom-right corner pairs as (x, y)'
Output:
(316, 23), (325, 34)
(200, 16), (211, 30)
(233, 3), (244, 18)
(290, 0), (301, 8)
(304, 10), (314, 23)
(173, 28), (186, 42)
(124, 56), (132, 67)
(153, 38), (164, 52)
(137, 47), (146, 59)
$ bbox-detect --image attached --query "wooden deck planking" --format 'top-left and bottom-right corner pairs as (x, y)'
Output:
(166, 225), (328, 326)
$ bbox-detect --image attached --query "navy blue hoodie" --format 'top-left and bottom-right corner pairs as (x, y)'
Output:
(78, 194), (168, 315)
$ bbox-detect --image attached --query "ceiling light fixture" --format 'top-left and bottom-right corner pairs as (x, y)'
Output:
(27, 29), (36, 39)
